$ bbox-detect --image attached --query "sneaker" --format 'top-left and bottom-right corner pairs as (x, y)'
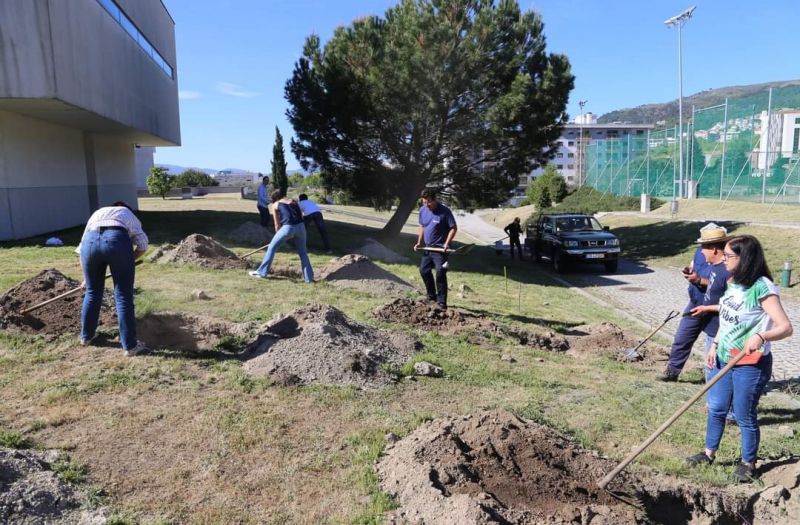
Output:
(732, 462), (755, 483)
(79, 334), (99, 347)
(686, 451), (714, 467)
(124, 341), (148, 357)
(656, 369), (680, 382)
(248, 271), (268, 279)
(436, 302), (447, 310)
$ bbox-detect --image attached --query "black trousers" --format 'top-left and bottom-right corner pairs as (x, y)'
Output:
(257, 205), (270, 228)
(420, 251), (448, 306)
(509, 236), (522, 259)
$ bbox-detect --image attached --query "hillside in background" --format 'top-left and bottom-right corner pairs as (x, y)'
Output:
(598, 79), (800, 126)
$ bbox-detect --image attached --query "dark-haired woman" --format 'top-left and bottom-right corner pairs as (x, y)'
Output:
(687, 235), (792, 482)
(249, 191), (314, 282)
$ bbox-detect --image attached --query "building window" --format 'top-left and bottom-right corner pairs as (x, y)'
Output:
(567, 131), (575, 135)
(637, 130), (644, 135)
(568, 141), (574, 146)
(96, 0), (174, 79)
(794, 128), (800, 154)
(567, 164), (574, 169)
(567, 153), (575, 158)
(556, 164), (563, 169)
(556, 153), (564, 158)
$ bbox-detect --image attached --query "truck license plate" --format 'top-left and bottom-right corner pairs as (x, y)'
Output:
(585, 253), (605, 259)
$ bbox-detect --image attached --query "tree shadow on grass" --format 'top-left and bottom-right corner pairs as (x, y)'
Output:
(758, 407), (800, 426)
(611, 220), (744, 261)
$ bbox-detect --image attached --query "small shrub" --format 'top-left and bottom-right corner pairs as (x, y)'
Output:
(0, 430), (32, 449)
(53, 455), (88, 484)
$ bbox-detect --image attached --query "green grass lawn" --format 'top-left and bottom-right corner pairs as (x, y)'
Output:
(1, 196), (798, 523)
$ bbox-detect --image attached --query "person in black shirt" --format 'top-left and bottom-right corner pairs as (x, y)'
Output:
(504, 217), (524, 260)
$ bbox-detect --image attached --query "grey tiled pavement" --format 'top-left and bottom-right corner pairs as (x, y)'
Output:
(460, 213), (800, 381)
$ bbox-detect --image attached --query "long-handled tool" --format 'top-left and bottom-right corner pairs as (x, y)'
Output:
(598, 348), (751, 502)
(240, 243), (270, 259)
(621, 310), (680, 361)
(415, 243), (475, 256)
(20, 260), (143, 315)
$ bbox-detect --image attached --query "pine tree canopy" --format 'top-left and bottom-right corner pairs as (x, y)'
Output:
(286, 0), (573, 235)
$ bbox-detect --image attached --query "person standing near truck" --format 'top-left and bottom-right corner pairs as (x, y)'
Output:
(504, 217), (524, 260)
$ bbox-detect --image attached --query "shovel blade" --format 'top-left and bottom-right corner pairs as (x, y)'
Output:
(621, 348), (643, 361)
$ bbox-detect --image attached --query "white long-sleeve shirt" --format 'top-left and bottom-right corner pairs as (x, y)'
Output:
(76, 206), (149, 253)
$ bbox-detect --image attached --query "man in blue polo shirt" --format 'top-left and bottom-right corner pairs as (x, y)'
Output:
(657, 223), (731, 382)
(414, 188), (458, 308)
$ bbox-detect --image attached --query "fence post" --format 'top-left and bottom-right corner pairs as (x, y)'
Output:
(762, 88), (773, 204)
(720, 98), (728, 200)
(646, 129), (651, 195)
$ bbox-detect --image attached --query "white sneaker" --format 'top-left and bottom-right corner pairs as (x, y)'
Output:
(249, 271), (268, 279)
(79, 335), (98, 346)
(124, 341), (148, 357)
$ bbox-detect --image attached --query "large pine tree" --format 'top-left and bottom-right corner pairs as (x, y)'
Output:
(271, 127), (289, 196)
(286, 0), (573, 236)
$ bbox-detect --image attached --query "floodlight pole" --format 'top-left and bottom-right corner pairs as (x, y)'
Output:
(665, 6), (696, 199)
(578, 99), (587, 186)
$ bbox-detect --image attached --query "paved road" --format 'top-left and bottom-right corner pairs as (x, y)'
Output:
(460, 213), (800, 380)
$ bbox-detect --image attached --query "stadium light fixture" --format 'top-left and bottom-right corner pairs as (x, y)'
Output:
(665, 6), (696, 199)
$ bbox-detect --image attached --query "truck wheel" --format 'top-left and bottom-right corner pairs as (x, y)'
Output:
(604, 259), (618, 273)
(552, 250), (566, 273)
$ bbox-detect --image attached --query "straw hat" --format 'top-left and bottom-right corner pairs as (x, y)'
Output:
(696, 222), (729, 244)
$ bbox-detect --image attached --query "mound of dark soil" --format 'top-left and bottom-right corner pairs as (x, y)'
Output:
(150, 234), (250, 269)
(0, 448), (107, 524)
(242, 303), (418, 388)
(566, 322), (668, 367)
(137, 312), (255, 353)
(318, 254), (416, 295)
(373, 298), (568, 351)
(378, 409), (753, 524)
(0, 269), (115, 335)
(226, 221), (273, 246)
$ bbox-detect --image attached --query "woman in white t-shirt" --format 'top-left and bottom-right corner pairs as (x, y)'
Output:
(687, 235), (793, 482)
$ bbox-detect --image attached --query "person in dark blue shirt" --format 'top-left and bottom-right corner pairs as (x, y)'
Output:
(414, 188), (458, 308)
(658, 224), (730, 381)
(250, 190), (314, 282)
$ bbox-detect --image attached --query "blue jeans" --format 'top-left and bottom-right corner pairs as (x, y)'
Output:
(304, 212), (331, 251)
(255, 223), (314, 282)
(666, 302), (705, 375)
(705, 353), (772, 463)
(80, 229), (137, 350)
(420, 251), (448, 305)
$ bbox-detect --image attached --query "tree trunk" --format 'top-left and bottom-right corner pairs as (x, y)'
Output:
(381, 183), (423, 238)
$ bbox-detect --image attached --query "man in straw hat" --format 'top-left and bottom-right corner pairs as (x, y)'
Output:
(657, 223), (732, 382)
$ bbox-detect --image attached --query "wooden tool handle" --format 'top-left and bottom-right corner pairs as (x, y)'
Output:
(597, 349), (749, 489)
(240, 243), (270, 258)
(20, 286), (84, 314)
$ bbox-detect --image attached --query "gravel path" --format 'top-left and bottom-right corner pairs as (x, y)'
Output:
(460, 213), (800, 380)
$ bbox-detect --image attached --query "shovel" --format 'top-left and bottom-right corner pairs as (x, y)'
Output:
(598, 348), (751, 504)
(415, 243), (475, 256)
(239, 243), (270, 259)
(621, 310), (680, 361)
(20, 260), (143, 315)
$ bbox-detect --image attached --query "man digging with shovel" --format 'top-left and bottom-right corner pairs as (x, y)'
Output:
(414, 188), (457, 309)
(656, 223), (731, 382)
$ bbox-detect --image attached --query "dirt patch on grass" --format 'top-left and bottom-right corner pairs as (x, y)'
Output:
(242, 303), (418, 388)
(566, 322), (668, 367)
(378, 409), (755, 524)
(0, 269), (115, 335)
(0, 447), (107, 524)
(318, 254), (416, 295)
(352, 238), (410, 264)
(373, 298), (568, 351)
(149, 234), (251, 269)
(226, 221), (273, 247)
(137, 312), (255, 354)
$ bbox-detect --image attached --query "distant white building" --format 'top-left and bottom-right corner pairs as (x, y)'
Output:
(755, 109), (800, 170)
(507, 121), (653, 204)
(214, 170), (259, 186)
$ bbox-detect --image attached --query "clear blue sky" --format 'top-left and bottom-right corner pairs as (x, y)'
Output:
(155, 0), (800, 172)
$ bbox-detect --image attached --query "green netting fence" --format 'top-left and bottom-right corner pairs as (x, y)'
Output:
(583, 88), (800, 207)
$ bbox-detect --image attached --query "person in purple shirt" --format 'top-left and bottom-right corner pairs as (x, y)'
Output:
(657, 223), (730, 382)
(414, 188), (457, 308)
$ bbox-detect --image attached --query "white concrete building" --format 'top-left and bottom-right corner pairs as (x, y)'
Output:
(0, 0), (180, 240)
(508, 122), (653, 204)
(755, 109), (800, 171)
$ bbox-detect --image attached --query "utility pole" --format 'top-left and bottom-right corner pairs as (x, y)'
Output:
(578, 99), (588, 186)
